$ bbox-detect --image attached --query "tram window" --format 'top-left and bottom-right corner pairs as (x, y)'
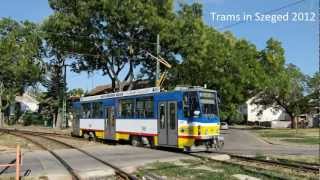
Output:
(119, 99), (134, 118)
(81, 103), (91, 118)
(136, 97), (153, 118)
(169, 103), (176, 129)
(202, 104), (217, 115)
(159, 104), (165, 129)
(200, 92), (218, 115)
(92, 102), (103, 118)
(183, 92), (199, 117)
(183, 95), (190, 117)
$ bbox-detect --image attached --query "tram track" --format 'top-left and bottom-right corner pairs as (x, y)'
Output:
(1, 128), (72, 138)
(218, 152), (320, 173)
(187, 152), (319, 179)
(0, 129), (137, 180)
(7, 129), (319, 169)
(6, 132), (79, 179)
(151, 146), (319, 178)
(1, 128), (319, 179)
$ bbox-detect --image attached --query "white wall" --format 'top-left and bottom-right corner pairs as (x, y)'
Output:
(271, 121), (291, 128)
(245, 97), (290, 122)
(15, 93), (39, 112)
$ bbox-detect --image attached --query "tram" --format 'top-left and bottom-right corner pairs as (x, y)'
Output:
(72, 86), (224, 151)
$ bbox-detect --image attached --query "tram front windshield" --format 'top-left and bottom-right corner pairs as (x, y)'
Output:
(199, 92), (218, 117)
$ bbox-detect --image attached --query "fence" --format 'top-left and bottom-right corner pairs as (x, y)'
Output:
(0, 145), (21, 180)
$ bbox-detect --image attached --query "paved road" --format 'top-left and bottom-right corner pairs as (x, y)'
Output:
(221, 128), (318, 156)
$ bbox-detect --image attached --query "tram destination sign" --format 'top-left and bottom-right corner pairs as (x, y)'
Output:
(80, 87), (161, 102)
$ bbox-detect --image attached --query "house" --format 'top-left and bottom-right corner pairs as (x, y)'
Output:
(3, 93), (39, 124)
(306, 105), (320, 128)
(240, 96), (292, 128)
(14, 93), (39, 113)
(88, 79), (151, 96)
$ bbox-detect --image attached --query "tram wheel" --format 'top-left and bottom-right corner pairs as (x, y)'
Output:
(215, 140), (224, 151)
(83, 132), (90, 140)
(89, 132), (96, 142)
(131, 136), (141, 147)
(148, 137), (155, 148)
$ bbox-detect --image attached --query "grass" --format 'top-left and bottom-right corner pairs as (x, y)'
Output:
(135, 159), (292, 180)
(0, 133), (33, 152)
(281, 137), (319, 145)
(253, 153), (320, 165)
(270, 155), (320, 164)
(254, 128), (319, 145)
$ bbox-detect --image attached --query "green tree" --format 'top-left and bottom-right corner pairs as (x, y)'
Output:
(45, 0), (177, 91)
(260, 38), (285, 74)
(68, 88), (85, 97)
(40, 62), (65, 128)
(0, 18), (43, 126)
(40, 3), (77, 128)
(40, 32), (67, 129)
(253, 39), (308, 128)
(169, 4), (263, 122)
(306, 72), (320, 113)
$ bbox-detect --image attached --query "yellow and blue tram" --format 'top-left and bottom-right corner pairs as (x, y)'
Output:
(72, 86), (223, 151)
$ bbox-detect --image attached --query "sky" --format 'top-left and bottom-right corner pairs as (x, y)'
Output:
(0, 0), (318, 91)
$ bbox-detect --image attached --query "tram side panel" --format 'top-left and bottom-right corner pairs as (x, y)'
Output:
(74, 89), (221, 150)
(114, 96), (158, 144)
(115, 118), (158, 142)
(114, 92), (180, 147)
(79, 118), (105, 138)
(77, 100), (110, 139)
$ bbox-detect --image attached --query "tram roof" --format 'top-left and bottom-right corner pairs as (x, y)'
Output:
(80, 86), (216, 102)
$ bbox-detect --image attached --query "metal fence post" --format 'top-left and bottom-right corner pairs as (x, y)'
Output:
(15, 145), (20, 180)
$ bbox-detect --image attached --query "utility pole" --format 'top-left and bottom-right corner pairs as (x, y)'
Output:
(62, 64), (67, 128)
(58, 64), (67, 129)
(0, 82), (3, 127)
(156, 34), (160, 87)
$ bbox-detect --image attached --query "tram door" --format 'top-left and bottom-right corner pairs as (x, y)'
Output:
(158, 101), (178, 146)
(105, 106), (116, 140)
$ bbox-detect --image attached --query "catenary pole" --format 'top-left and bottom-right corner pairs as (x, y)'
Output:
(156, 34), (160, 87)
(62, 64), (67, 128)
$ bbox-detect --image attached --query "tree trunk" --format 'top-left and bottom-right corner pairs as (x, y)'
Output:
(52, 112), (56, 128)
(290, 114), (298, 129)
(111, 79), (116, 92)
(56, 108), (62, 129)
(116, 79), (122, 92)
(0, 81), (4, 128)
(0, 95), (3, 128)
(123, 61), (134, 91)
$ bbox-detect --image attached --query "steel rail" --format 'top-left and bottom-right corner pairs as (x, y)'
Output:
(6, 131), (80, 180)
(187, 153), (290, 180)
(1, 129), (137, 180)
(3, 128), (318, 178)
(212, 151), (319, 173)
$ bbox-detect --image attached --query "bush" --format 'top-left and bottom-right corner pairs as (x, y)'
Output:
(228, 112), (245, 125)
(22, 112), (47, 126)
